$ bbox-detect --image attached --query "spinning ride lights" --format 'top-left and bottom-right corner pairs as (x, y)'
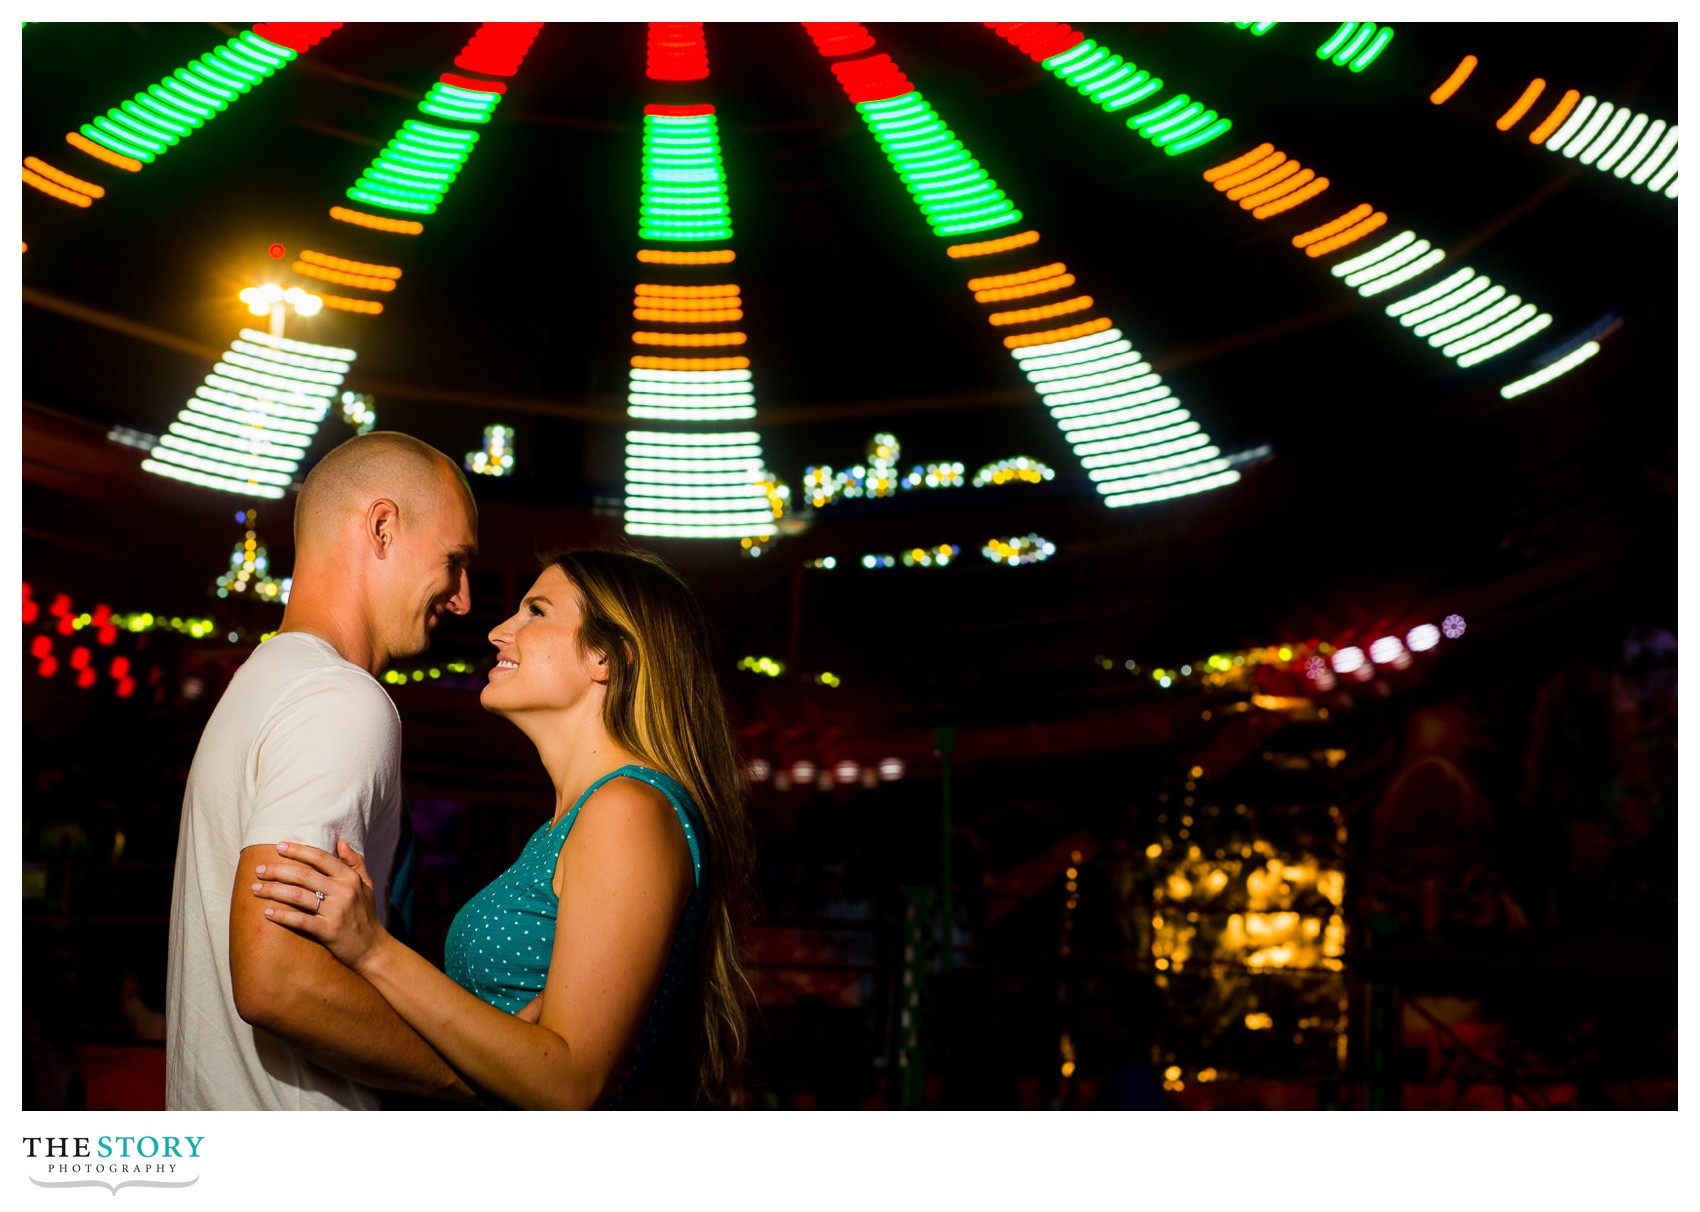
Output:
(622, 25), (779, 542)
(1427, 55), (1677, 199)
(33, 24), (341, 200)
(809, 23), (1240, 509)
(989, 24), (1231, 155)
(140, 330), (354, 499)
(1314, 22), (1395, 73)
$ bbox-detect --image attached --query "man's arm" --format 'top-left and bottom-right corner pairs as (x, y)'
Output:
(229, 844), (478, 1102)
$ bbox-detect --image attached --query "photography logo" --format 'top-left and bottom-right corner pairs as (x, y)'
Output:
(22, 1135), (203, 1195)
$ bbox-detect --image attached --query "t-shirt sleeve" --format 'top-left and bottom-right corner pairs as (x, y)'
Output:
(242, 668), (401, 859)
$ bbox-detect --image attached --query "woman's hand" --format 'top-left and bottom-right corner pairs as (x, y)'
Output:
(252, 839), (388, 975)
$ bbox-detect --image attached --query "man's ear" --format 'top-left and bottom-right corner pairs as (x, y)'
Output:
(366, 498), (400, 558)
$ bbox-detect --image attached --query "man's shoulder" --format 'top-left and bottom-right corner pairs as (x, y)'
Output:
(242, 637), (399, 732)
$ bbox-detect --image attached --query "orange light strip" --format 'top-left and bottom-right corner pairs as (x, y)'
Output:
(1241, 167), (1315, 210)
(300, 249), (401, 278)
(967, 262), (1068, 291)
(1430, 55), (1478, 105)
(946, 229), (1040, 259)
(633, 307), (745, 323)
(634, 283), (740, 298)
(637, 248), (736, 264)
(987, 295), (1094, 327)
(1204, 143), (1276, 183)
(329, 206), (423, 234)
(330, 206), (424, 235)
(1293, 204), (1374, 248)
(1528, 89), (1581, 144)
(22, 168), (92, 207)
(631, 355), (751, 371)
(1214, 152), (1286, 193)
(1302, 212), (1388, 258)
(632, 330), (748, 347)
(1253, 176), (1329, 218)
(974, 273), (1076, 303)
(293, 262), (397, 292)
(315, 293), (385, 315)
(1003, 317), (1112, 349)
(632, 293), (742, 311)
(23, 157), (103, 198)
(1496, 78), (1547, 131)
(1226, 159), (1301, 201)
(66, 131), (141, 172)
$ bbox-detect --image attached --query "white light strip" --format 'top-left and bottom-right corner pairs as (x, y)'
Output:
(197, 384), (326, 423)
(230, 340), (351, 375)
(1027, 362), (1152, 394)
(146, 444), (293, 487)
(1097, 456), (1231, 493)
(223, 350), (346, 387)
(1443, 302), (1538, 358)
(627, 429), (761, 447)
(158, 433), (300, 473)
(1417, 284), (1506, 340)
(1091, 445), (1221, 486)
(1386, 267), (1476, 318)
(1022, 349), (1143, 383)
(1343, 238), (1430, 288)
(1075, 415), (1202, 460)
(1631, 125), (1678, 184)
(624, 483), (770, 502)
(1359, 248), (1446, 298)
(238, 328), (357, 361)
(628, 392), (756, 408)
(187, 397), (322, 436)
(1049, 389), (1178, 424)
(626, 469), (763, 486)
(1456, 312), (1551, 366)
(1013, 337), (1135, 373)
(142, 459), (287, 499)
(1330, 230), (1415, 277)
(1010, 327), (1125, 363)
(1545, 95), (1597, 152)
(210, 364), (338, 399)
(1105, 468), (1240, 508)
(171, 411), (313, 448)
(1040, 372), (1164, 406)
(165, 423), (307, 465)
(628, 405), (758, 421)
(1085, 434), (1210, 479)
(1498, 340), (1601, 398)
(624, 520), (777, 538)
(1434, 295), (1523, 352)
(628, 368), (753, 384)
(1597, 112), (1650, 172)
(1579, 106), (1633, 165)
(1066, 415), (1196, 448)
(1397, 275), (1488, 327)
(1614, 118), (1667, 178)
(1561, 101), (1614, 159)
(1648, 145), (1679, 192)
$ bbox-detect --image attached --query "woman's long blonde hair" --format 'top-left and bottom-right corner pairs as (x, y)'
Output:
(548, 548), (755, 1105)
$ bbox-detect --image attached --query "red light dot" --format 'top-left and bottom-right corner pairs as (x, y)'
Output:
(77, 667), (97, 689)
(23, 601), (38, 624)
(117, 679), (136, 699)
(70, 647), (91, 670)
(269, 243), (285, 259)
(39, 657), (58, 678)
(110, 656), (131, 678)
(50, 593), (71, 616)
(30, 635), (52, 659)
(98, 625), (117, 646)
(22, 582), (33, 601)
(56, 616), (75, 635)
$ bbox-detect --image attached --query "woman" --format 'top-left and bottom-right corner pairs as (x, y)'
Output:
(251, 549), (755, 1108)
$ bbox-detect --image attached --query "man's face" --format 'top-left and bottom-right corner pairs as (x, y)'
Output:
(375, 465), (478, 665)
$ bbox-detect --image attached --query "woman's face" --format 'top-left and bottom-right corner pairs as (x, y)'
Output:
(480, 566), (605, 718)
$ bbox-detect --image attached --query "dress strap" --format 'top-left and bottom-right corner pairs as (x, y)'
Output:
(553, 764), (704, 889)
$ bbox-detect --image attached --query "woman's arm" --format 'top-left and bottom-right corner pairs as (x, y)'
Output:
(254, 779), (693, 1109)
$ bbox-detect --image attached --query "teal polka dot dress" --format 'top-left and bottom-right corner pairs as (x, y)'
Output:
(444, 765), (707, 1107)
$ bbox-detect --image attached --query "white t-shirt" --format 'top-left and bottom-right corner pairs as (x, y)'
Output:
(166, 631), (401, 1110)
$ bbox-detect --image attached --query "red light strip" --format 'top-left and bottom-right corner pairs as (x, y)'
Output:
(830, 54), (914, 104)
(984, 21), (1086, 63)
(438, 71), (506, 94)
(455, 22), (543, 78)
(250, 23), (342, 53)
(647, 22), (710, 81)
(802, 22), (875, 58)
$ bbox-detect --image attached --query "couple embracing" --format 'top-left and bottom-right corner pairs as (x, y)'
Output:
(165, 432), (753, 1110)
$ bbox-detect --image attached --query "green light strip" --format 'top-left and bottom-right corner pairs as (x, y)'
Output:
(345, 115), (479, 216)
(419, 81), (501, 125)
(855, 91), (1021, 238)
(75, 31), (297, 166)
(1036, 37), (1231, 156)
(639, 113), (733, 242)
(1314, 21), (1394, 71)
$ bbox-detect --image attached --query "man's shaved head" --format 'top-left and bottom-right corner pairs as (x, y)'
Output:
(295, 431), (472, 554)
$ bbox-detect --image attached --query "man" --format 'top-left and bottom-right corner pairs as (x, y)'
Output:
(166, 432), (480, 1109)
